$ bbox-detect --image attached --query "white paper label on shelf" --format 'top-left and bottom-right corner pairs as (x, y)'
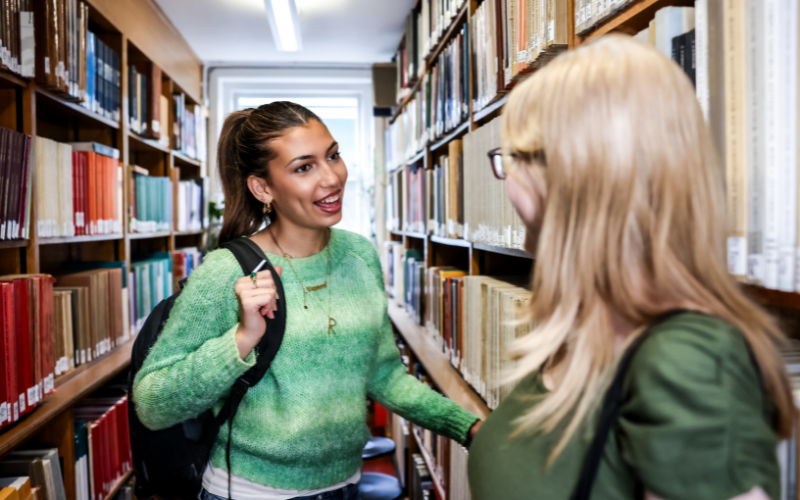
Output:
(463, 223), (470, 241)
(43, 56), (50, 74)
(505, 226), (512, 246)
(0, 403), (7, 425)
(517, 50), (529, 62)
(44, 373), (54, 394)
(12, 402), (18, 422)
(548, 20), (555, 43)
(152, 120), (161, 133)
(18, 394), (25, 413)
(727, 237), (747, 276)
(27, 387), (35, 406)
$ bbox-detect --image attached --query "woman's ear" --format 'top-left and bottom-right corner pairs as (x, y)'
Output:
(247, 175), (272, 205)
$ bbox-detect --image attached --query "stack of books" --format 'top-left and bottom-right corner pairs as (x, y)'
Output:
(128, 61), (163, 140)
(0, 449), (67, 500)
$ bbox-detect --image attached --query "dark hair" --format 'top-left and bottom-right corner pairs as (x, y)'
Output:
(217, 101), (321, 244)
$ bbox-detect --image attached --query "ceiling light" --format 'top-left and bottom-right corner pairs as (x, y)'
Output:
(264, 0), (302, 52)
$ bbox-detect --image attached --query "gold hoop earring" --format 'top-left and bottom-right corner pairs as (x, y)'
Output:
(263, 201), (273, 214)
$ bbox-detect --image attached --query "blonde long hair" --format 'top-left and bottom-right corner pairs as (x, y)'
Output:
(504, 35), (794, 461)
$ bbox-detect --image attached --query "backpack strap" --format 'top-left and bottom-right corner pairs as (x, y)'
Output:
(570, 309), (690, 500)
(197, 238), (287, 499)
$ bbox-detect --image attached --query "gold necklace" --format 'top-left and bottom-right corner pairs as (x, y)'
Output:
(269, 228), (337, 334)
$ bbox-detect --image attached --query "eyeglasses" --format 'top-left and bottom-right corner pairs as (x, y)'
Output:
(487, 148), (506, 180)
(487, 147), (547, 180)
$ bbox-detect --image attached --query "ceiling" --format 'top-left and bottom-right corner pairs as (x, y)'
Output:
(153, 0), (415, 66)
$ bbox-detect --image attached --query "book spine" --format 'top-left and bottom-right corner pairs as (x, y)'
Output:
(764, 0), (781, 288)
(779, 0), (798, 291)
(723, 0), (747, 281)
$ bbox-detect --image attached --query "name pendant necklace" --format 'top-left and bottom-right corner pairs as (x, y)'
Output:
(269, 227), (337, 334)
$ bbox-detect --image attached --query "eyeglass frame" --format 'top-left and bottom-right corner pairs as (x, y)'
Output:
(487, 147), (546, 180)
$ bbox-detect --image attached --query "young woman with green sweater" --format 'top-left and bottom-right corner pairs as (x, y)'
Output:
(133, 102), (481, 500)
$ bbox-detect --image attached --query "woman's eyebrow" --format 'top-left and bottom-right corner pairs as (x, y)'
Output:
(285, 142), (338, 168)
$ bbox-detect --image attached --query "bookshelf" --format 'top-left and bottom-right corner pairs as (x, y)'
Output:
(0, 1), (208, 499)
(382, 1), (800, 499)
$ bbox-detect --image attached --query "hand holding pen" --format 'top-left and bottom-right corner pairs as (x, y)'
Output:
(234, 260), (283, 360)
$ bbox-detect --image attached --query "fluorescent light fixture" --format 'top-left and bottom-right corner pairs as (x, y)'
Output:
(264, 0), (302, 52)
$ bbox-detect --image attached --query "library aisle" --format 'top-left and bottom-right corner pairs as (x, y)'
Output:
(0, 0), (797, 500)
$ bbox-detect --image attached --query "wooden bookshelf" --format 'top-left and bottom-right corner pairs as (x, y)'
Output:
(0, 0), (209, 498)
(0, 338), (134, 459)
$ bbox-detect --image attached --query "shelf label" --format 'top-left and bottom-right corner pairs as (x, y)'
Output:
(0, 403), (7, 425)
(44, 373), (54, 394)
(18, 394), (25, 413)
(548, 20), (555, 43)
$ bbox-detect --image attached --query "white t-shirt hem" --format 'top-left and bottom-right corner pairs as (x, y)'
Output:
(202, 462), (361, 500)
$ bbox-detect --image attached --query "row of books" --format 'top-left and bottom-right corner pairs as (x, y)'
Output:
(176, 178), (210, 233)
(717, 0), (800, 292)
(386, 116), (524, 251)
(130, 253), (174, 335)
(128, 62), (163, 141)
(0, 1), (33, 78)
(384, 242), (533, 409)
(173, 93), (207, 162)
(130, 172), (173, 234)
(35, 0), (122, 123)
(74, 395), (132, 500)
(470, 0), (569, 113)
(385, 24), (469, 170)
(0, 275), (56, 429)
(397, 0), (468, 102)
(0, 127), (32, 241)
(36, 139), (122, 238)
(462, 117), (524, 249)
(632, 7), (697, 88)
(0, 449), (67, 500)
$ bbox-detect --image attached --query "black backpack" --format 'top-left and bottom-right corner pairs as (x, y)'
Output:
(128, 238), (287, 500)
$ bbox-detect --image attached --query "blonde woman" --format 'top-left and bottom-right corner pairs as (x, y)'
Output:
(467, 35), (794, 500)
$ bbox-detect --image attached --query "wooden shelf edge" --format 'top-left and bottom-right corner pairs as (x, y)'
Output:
(36, 88), (120, 129)
(0, 239), (28, 249)
(388, 302), (490, 419)
(430, 235), (471, 248)
(174, 230), (203, 236)
(38, 234), (123, 245)
(172, 151), (202, 168)
(0, 338), (134, 458)
(411, 427), (446, 500)
(473, 95), (509, 123)
(406, 149), (426, 166)
(430, 120), (470, 153)
(128, 231), (171, 240)
(104, 469), (133, 500)
(743, 284), (800, 310)
(391, 230), (427, 239)
(579, 0), (696, 44)
(472, 242), (533, 259)
(0, 68), (27, 88)
(129, 133), (171, 154)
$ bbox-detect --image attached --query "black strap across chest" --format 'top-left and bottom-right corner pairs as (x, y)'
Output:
(570, 309), (691, 500)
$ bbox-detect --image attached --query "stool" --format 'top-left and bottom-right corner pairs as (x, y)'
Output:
(360, 437), (402, 500)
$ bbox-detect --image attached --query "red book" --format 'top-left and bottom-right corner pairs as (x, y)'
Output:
(3, 279), (33, 415)
(84, 152), (96, 235)
(0, 283), (12, 429)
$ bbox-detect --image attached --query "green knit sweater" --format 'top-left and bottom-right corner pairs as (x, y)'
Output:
(133, 229), (479, 490)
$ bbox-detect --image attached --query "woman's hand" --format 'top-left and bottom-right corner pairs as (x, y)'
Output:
(234, 266), (282, 359)
(469, 420), (484, 442)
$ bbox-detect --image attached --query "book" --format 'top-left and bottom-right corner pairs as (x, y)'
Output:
(0, 127), (32, 241)
(130, 170), (173, 234)
(4, 451), (65, 500)
(130, 253), (173, 334)
(0, 478), (32, 500)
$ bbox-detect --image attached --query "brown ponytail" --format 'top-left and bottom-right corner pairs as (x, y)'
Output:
(217, 102), (321, 245)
